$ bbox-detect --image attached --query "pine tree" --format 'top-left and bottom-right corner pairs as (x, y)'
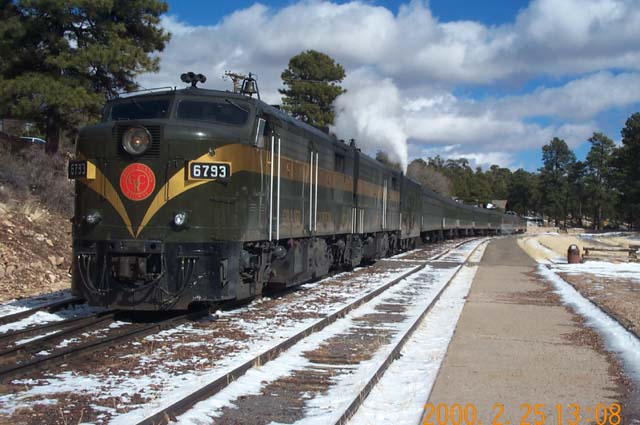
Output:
(568, 160), (587, 227)
(617, 113), (640, 228)
(584, 132), (616, 229)
(539, 137), (576, 226)
(507, 169), (538, 216)
(0, 0), (170, 153)
(279, 50), (346, 131)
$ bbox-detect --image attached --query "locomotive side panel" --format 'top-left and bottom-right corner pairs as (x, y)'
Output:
(355, 153), (384, 234)
(387, 172), (401, 232)
(269, 123), (310, 240)
(442, 199), (461, 230)
(421, 190), (445, 233)
(331, 142), (356, 236)
(355, 154), (401, 234)
(401, 177), (421, 239)
(459, 205), (474, 230)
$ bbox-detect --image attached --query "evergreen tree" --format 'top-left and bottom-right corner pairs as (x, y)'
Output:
(0, 0), (170, 153)
(279, 50), (346, 131)
(427, 155), (446, 170)
(584, 132), (616, 229)
(507, 169), (537, 216)
(567, 160), (587, 227)
(471, 166), (492, 206)
(486, 164), (512, 200)
(442, 158), (474, 201)
(539, 137), (576, 226)
(617, 113), (640, 228)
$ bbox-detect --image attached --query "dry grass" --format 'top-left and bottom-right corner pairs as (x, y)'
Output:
(0, 145), (73, 216)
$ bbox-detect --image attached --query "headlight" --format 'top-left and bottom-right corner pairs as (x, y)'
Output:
(85, 211), (102, 225)
(173, 212), (187, 227)
(122, 127), (151, 155)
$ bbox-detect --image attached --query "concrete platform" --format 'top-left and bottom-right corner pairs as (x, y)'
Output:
(425, 237), (623, 421)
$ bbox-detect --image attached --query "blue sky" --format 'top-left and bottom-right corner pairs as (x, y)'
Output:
(166, 1), (531, 26)
(145, 0), (640, 171)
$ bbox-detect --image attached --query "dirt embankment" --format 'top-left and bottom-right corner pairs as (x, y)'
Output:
(0, 198), (72, 302)
(0, 141), (73, 302)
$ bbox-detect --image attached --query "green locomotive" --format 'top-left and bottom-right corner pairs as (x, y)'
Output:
(69, 74), (525, 310)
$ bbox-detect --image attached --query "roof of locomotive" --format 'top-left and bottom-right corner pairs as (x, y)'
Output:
(113, 86), (336, 144)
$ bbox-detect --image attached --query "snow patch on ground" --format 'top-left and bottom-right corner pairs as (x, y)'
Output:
(0, 311), (64, 334)
(550, 262), (640, 283)
(579, 232), (634, 239)
(437, 238), (487, 263)
(0, 303), (105, 334)
(14, 330), (60, 346)
(468, 239), (490, 263)
(0, 290), (71, 320)
(519, 236), (566, 264)
(538, 266), (640, 381)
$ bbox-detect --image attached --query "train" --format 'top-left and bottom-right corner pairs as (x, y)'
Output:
(68, 73), (525, 311)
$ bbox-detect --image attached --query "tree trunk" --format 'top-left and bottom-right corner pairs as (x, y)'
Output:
(44, 113), (60, 154)
(577, 200), (583, 228)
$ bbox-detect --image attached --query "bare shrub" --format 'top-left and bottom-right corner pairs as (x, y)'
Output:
(0, 146), (73, 215)
(407, 159), (453, 196)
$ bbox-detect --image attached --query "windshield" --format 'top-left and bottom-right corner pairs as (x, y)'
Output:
(109, 98), (171, 121)
(177, 99), (249, 126)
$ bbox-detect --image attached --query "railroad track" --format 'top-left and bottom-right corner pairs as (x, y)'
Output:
(135, 238), (486, 425)
(0, 308), (117, 355)
(0, 308), (208, 383)
(0, 296), (84, 326)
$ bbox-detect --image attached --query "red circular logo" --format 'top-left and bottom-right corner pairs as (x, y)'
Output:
(119, 163), (156, 201)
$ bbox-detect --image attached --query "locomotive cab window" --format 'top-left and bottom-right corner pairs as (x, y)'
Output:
(177, 99), (249, 126)
(109, 98), (171, 121)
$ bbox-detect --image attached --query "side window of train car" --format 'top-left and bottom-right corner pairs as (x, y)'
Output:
(254, 118), (267, 148)
(334, 153), (345, 173)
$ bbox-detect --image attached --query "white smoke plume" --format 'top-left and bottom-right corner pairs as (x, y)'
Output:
(332, 69), (409, 171)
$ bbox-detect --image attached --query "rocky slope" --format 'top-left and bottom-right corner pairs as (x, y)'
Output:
(0, 193), (72, 302)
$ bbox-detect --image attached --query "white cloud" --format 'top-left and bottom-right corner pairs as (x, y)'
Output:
(493, 71), (640, 120)
(136, 0), (640, 170)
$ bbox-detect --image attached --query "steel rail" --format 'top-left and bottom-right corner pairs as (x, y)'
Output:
(333, 239), (486, 425)
(0, 309), (208, 383)
(0, 309), (117, 344)
(135, 238), (480, 425)
(0, 297), (84, 326)
(0, 310), (118, 359)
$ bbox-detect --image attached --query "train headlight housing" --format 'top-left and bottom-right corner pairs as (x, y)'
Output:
(85, 210), (102, 225)
(122, 126), (151, 155)
(173, 211), (188, 227)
